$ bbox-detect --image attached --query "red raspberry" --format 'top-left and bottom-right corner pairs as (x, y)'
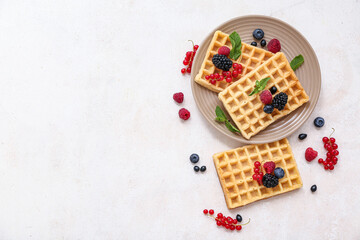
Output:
(173, 92), (184, 103)
(259, 90), (272, 104)
(267, 39), (281, 53)
(263, 161), (275, 174)
(305, 147), (318, 162)
(218, 46), (230, 56)
(179, 108), (190, 120)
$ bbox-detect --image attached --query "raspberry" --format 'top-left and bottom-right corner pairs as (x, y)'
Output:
(267, 39), (281, 53)
(259, 90), (272, 104)
(305, 147), (318, 162)
(263, 161), (275, 174)
(173, 92), (184, 103)
(179, 108), (190, 120)
(218, 46), (230, 56)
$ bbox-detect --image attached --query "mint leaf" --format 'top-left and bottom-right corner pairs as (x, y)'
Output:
(290, 54), (304, 71)
(249, 77), (271, 96)
(229, 31), (242, 60)
(225, 121), (241, 133)
(215, 106), (226, 122)
(215, 117), (226, 123)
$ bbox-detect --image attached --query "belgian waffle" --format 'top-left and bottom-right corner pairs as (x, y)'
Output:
(218, 52), (309, 139)
(194, 30), (274, 93)
(213, 138), (302, 209)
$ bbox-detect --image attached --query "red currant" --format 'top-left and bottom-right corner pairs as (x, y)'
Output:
(226, 77), (232, 83)
(217, 213), (223, 218)
(205, 75), (210, 80)
(194, 45), (199, 50)
(183, 60), (189, 65)
(324, 165), (329, 170)
(219, 75), (224, 81)
(186, 51), (192, 58)
(322, 137), (329, 143)
(334, 150), (339, 156)
(232, 70), (238, 78)
(326, 157), (331, 162)
(225, 224), (230, 229)
(326, 152), (332, 158)
(236, 225), (242, 231)
(330, 137), (335, 143)
(324, 143), (330, 149)
(318, 158), (323, 164)
(252, 174), (257, 180)
(214, 73), (219, 79)
(216, 220), (222, 226)
(210, 80), (216, 85)
(254, 161), (261, 168)
(326, 145), (332, 151)
(226, 71), (231, 77)
(237, 64), (243, 72)
(254, 168), (259, 173)
(222, 71), (227, 76)
(209, 209), (214, 215)
(329, 165), (334, 170)
(186, 67), (191, 73)
(332, 157), (338, 161)
(230, 225), (235, 231)
(259, 172), (264, 178)
(203, 209), (208, 214)
(181, 68), (186, 74)
(332, 143), (338, 149)
(233, 63), (239, 69)
(210, 74), (215, 79)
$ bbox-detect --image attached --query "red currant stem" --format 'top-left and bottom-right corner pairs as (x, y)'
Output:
(187, 40), (195, 48)
(329, 128), (335, 138)
(207, 215), (251, 226)
(186, 40), (196, 67)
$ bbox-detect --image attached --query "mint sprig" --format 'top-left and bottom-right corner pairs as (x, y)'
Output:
(249, 77), (271, 96)
(290, 54), (304, 71)
(229, 31), (242, 60)
(215, 106), (241, 133)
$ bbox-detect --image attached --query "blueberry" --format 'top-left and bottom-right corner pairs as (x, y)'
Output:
(311, 184), (317, 192)
(250, 41), (257, 46)
(194, 166), (200, 172)
(270, 86), (277, 95)
(253, 29), (264, 40)
(274, 167), (285, 179)
(314, 117), (325, 128)
(200, 166), (206, 172)
(236, 214), (242, 223)
(260, 39), (267, 47)
(190, 153), (199, 163)
(298, 133), (307, 140)
(263, 104), (274, 114)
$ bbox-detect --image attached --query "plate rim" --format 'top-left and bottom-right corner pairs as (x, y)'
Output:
(191, 14), (321, 144)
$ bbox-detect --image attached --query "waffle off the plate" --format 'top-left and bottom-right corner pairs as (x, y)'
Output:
(218, 52), (309, 140)
(213, 138), (302, 209)
(194, 30), (274, 93)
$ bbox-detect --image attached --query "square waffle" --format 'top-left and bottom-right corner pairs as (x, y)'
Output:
(194, 30), (274, 93)
(213, 138), (302, 209)
(218, 52), (309, 139)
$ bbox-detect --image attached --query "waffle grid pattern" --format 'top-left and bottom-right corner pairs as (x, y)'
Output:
(213, 138), (302, 209)
(194, 31), (273, 93)
(218, 52), (309, 139)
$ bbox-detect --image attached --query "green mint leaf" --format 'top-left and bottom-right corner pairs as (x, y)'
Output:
(229, 31), (242, 60)
(215, 106), (227, 119)
(225, 120), (241, 133)
(215, 117), (226, 123)
(249, 77), (271, 96)
(290, 54), (304, 71)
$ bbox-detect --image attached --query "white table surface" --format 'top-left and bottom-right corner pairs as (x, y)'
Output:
(0, 0), (359, 239)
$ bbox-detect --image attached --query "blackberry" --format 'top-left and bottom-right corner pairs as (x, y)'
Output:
(212, 54), (233, 71)
(262, 173), (279, 188)
(272, 92), (288, 111)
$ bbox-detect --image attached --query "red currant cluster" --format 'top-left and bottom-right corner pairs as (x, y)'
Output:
(181, 41), (199, 74)
(203, 209), (249, 231)
(205, 63), (243, 85)
(318, 129), (339, 171)
(252, 161), (264, 185)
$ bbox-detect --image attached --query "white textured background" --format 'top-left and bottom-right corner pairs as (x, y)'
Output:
(0, 0), (359, 239)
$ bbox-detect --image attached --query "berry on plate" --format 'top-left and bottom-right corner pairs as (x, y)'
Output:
(260, 39), (267, 47)
(272, 92), (288, 110)
(218, 46), (230, 56)
(267, 39), (281, 53)
(274, 167), (285, 179)
(262, 173), (279, 188)
(263, 161), (276, 174)
(250, 41), (257, 46)
(260, 90), (272, 104)
(212, 54), (233, 71)
(179, 108), (190, 120)
(253, 29), (264, 40)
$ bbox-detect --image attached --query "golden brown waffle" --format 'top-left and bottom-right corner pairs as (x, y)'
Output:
(213, 138), (302, 209)
(218, 52), (309, 139)
(194, 30), (274, 93)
